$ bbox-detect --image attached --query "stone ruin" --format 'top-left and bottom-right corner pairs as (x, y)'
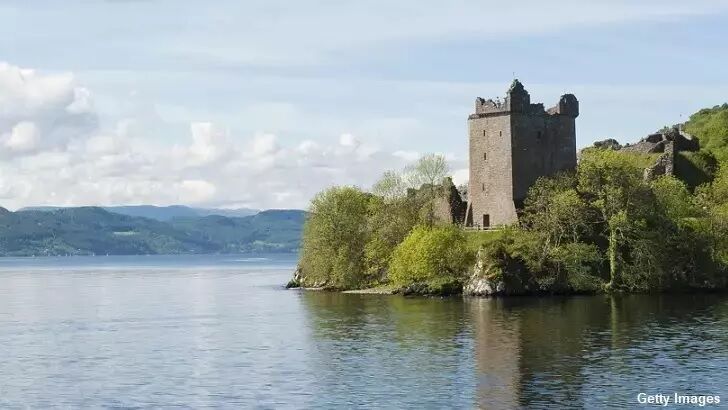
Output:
(621, 127), (699, 155)
(433, 177), (467, 225)
(594, 126), (700, 181)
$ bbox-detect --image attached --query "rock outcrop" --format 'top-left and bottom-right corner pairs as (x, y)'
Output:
(463, 248), (507, 296)
(285, 265), (329, 289)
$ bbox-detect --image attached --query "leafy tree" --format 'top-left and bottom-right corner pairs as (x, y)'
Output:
(389, 225), (472, 291)
(695, 166), (728, 267)
(372, 170), (407, 202)
(576, 150), (661, 290)
(364, 195), (422, 282)
(522, 173), (594, 245)
(298, 186), (372, 289)
(519, 173), (603, 290)
(650, 176), (700, 222)
(364, 171), (430, 282)
(405, 154), (449, 227)
(405, 153), (449, 188)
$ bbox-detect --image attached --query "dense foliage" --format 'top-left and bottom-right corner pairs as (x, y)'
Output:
(389, 226), (473, 292)
(0, 208), (304, 256)
(474, 149), (728, 293)
(684, 103), (728, 162)
(296, 155), (467, 292)
(298, 187), (374, 289)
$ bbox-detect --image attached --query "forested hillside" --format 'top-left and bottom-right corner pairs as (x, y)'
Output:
(0, 207), (304, 256)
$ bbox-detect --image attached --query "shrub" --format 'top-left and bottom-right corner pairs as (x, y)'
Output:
(389, 225), (473, 288)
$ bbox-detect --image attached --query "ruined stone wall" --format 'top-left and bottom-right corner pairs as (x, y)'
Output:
(433, 177), (467, 225)
(644, 141), (676, 180)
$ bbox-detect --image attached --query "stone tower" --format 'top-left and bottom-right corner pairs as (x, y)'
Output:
(465, 80), (578, 228)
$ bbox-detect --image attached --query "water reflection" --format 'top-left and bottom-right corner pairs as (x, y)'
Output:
(299, 292), (474, 408)
(1, 258), (726, 408)
(301, 292), (728, 408)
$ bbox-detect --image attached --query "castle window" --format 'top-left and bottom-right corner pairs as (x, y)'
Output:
(482, 183), (485, 192)
(483, 130), (486, 136)
(483, 152), (487, 161)
(499, 131), (502, 137)
(537, 131), (542, 141)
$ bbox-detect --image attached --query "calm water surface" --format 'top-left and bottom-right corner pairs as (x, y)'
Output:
(0, 254), (726, 408)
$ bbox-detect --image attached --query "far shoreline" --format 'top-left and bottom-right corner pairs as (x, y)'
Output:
(0, 252), (299, 259)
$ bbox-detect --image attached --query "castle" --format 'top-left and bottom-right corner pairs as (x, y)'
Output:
(464, 80), (579, 228)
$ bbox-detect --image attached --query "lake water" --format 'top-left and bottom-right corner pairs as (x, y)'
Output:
(0, 254), (727, 408)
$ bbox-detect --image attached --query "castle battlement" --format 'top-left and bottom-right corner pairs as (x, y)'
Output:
(465, 80), (578, 228)
(471, 80), (579, 119)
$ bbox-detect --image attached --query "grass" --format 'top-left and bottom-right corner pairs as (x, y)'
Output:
(464, 229), (505, 252)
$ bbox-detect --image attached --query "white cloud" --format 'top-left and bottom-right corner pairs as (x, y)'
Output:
(0, 62), (98, 157)
(3, 121), (40, 153)
(0, 62), (433, 211)
(250, 133), (278, 156)
(393, 150), (420, 162)
(176, 180), (217, 203)
(66, 87), (93, 114)
(339, 133), (358, 148)
(182, 122), (231, 166)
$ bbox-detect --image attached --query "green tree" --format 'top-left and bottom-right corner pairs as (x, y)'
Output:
(364, 171), (428, 282)
(298, 186), (372, 289)
(695, 166), (728, 267)
(405, 154), (449, 227)
(389, 225), (472, 292)
(372, 170), (407, 202)
(519, 173), (603, 290)
(577, 150), (660, 290)
(650, 176), (700, 222)
(364, 195), (422, 282)
(522, 173), (594, 245)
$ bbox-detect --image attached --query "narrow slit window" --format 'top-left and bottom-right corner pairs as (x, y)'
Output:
(499, 130), (502, 137)
(483, 152), (487, 161)
(482, 183), (485, 191)
(483, 130), (486, 136)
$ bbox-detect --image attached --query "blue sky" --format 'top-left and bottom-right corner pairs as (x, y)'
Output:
(0, 0), (726, 209)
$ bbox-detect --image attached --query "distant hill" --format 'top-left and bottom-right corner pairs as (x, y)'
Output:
(0, 207), (304, 256)
(18, 205), (259, 221)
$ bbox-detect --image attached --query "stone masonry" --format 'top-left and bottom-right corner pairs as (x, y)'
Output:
(603, 126), (699, 181)
(465, 80), (579, 228)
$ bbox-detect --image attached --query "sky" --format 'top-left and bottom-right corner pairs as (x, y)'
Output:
(0, 0), (727, 210)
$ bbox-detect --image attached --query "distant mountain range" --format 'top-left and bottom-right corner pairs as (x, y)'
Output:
(18, 205), (259, 221)
(0, 206), (305, 256)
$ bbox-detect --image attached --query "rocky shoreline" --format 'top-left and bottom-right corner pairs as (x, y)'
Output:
(286, 248), (515, 297)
